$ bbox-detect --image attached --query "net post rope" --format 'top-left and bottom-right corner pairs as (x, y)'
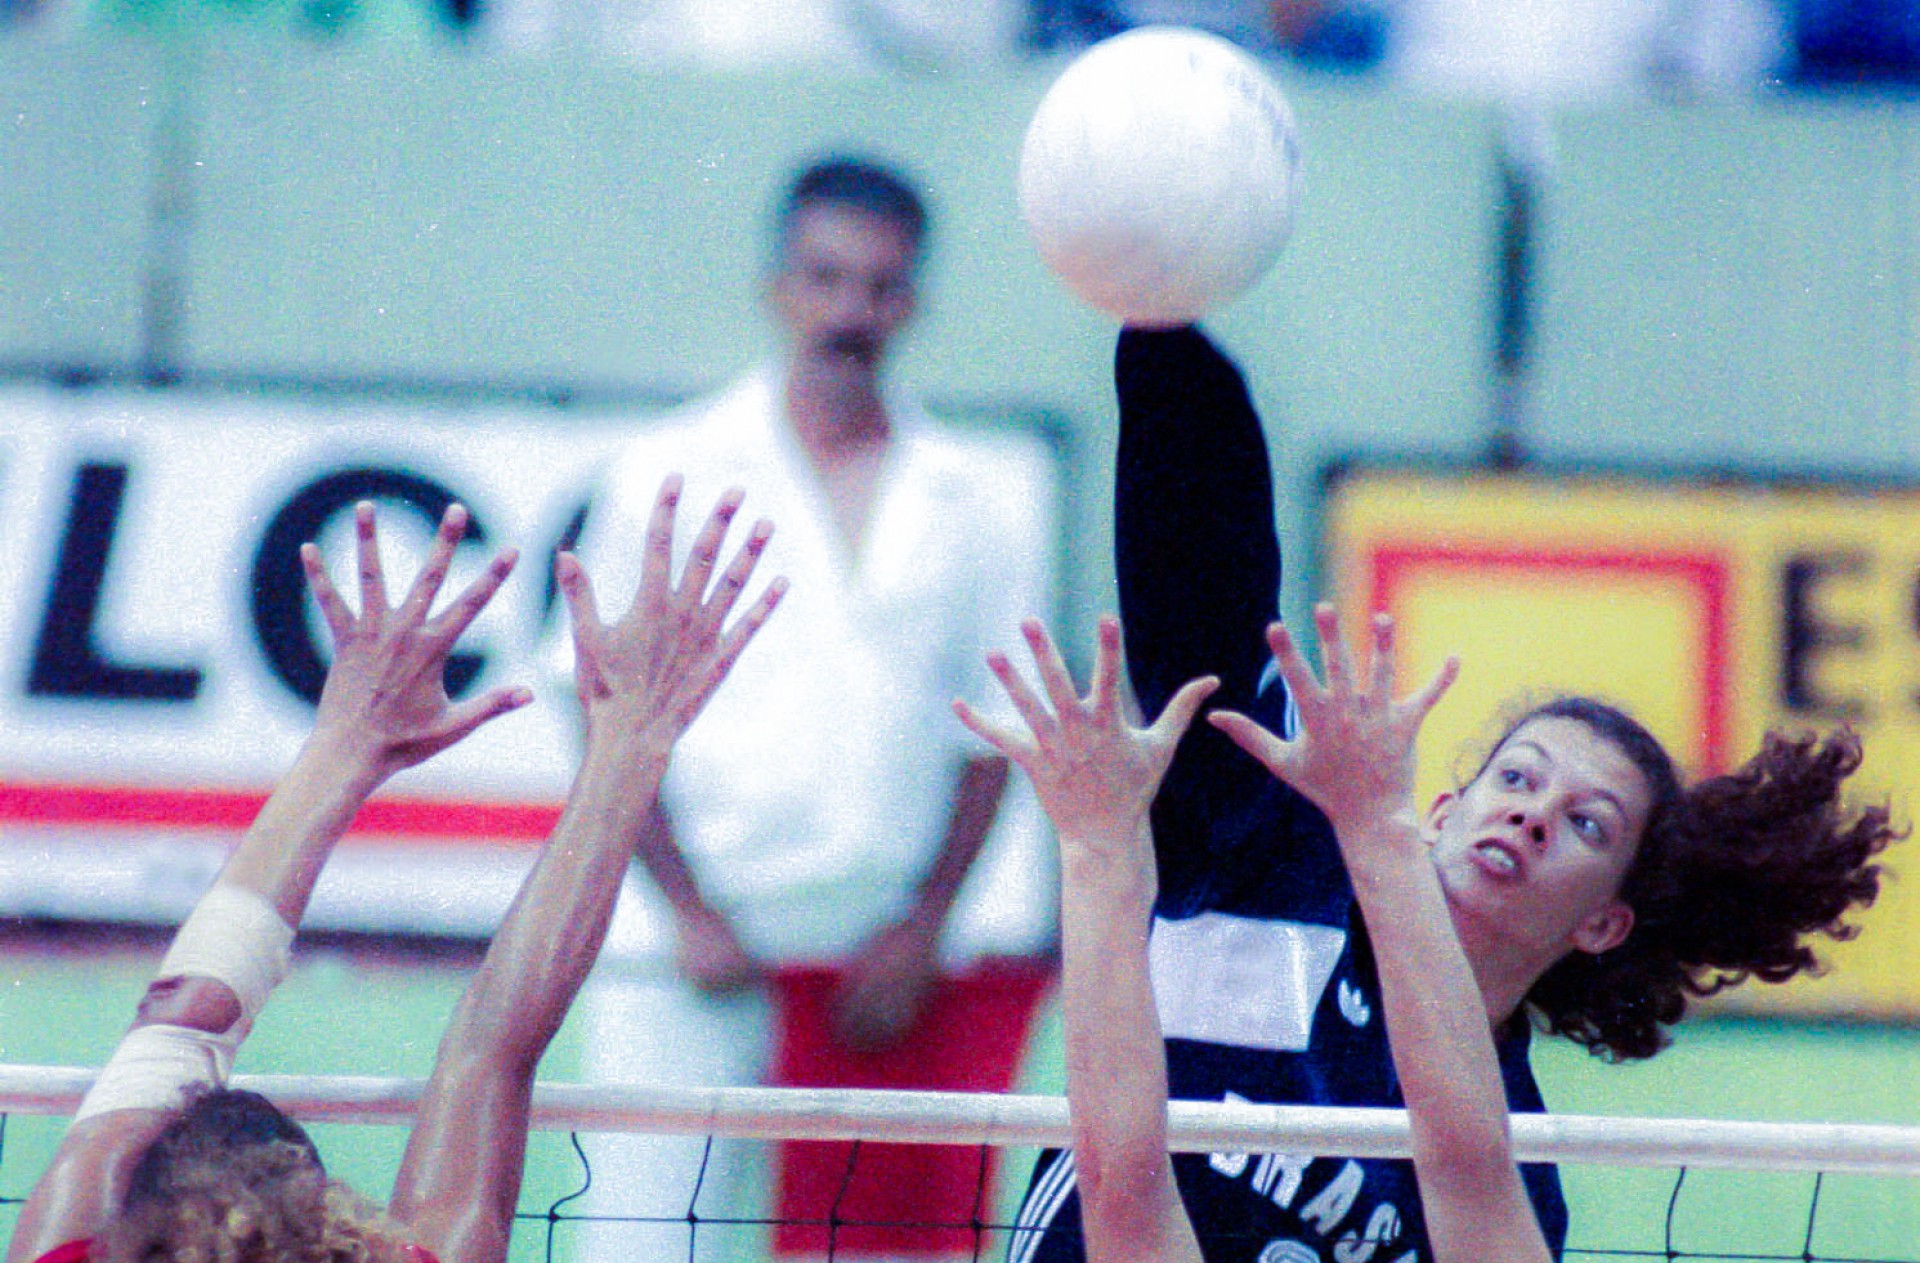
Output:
(4, 1062), (1920, 1176)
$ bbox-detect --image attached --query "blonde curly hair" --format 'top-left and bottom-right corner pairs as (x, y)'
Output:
(92, 1089), (411, 1263)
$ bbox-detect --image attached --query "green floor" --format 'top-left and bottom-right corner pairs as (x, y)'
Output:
(3, 942), (1916, 1261)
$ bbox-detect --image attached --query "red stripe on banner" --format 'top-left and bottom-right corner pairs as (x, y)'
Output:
(0, 780), (564, 845)
(1367, 543), (1733, 775)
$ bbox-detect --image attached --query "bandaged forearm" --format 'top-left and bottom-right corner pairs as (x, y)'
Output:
(73, 1023), (237, 1120)
(71, 885), (296, 1122)
(156, 883), (295, 1026)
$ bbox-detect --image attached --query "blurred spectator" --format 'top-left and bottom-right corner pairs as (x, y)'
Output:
(0, 0), (94, 33)
(1270, 0), (1387, 68)
(555, 154), (1059, 1263)
(1379, 0), (1787, 102)
(1790, 0), (1920, 85)
(1025, 0), (1387, 66)
(1027, 0), (1280, 53)
(488, 0), (1027, 68)
(1022, 0), (1788, 88)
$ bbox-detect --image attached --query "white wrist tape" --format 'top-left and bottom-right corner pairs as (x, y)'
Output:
(73, 1023), (234, 1121)
(156, 884), (295, 1026)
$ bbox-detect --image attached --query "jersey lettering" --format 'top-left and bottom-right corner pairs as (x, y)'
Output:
(1254, 1240), (1319, 1263)
(1332, 1202), (1405, 1263)
(1211, 1149), (1252, 1179)
(1252, 1151), (1313, 1209)
(1299, 1160), (1364, 1235)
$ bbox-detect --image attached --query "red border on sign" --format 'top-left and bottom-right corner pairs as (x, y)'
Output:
(1368, 544), (1732, 776)
(0, 780), (562, 844)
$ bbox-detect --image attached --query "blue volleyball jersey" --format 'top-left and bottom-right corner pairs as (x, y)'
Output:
(1008, 327), (1567, 1263)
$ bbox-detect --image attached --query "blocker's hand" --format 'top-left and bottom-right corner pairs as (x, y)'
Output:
(556, 474), (786, 752)
(1208, 604), (1457, 838)
(955, 616), (1215, 849)
(302, 501), (528, 780)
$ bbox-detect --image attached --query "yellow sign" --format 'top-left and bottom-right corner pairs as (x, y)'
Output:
(1324, 468), (1920, 1021)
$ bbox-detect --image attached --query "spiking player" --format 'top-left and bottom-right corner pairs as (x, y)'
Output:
(970, 326), (1897, 1263)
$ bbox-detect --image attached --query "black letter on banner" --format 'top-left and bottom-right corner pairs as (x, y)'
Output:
(538, 498), (592, 632)
(251, 468), (486, 706)
(1780, 551), (1870, 719)
(28, 462), (205, 701)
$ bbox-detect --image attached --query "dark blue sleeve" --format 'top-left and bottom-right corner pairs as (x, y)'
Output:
(1113, 326), (1298, 908)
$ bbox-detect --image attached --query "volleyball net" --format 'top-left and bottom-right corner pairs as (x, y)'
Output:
(3, 1066), (1918, 1262)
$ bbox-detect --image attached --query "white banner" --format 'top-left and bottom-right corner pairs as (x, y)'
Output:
(0, 384), (1056, 951)
(0, 383), (642, 934)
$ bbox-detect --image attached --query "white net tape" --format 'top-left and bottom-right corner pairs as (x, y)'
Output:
(4, 1062), (1919, 1176)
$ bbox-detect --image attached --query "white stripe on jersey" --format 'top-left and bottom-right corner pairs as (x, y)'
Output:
(1149, 913), (1346, 1052)
(1008, 1149), (1077, 1263)
(1255, 655), (1303, 740)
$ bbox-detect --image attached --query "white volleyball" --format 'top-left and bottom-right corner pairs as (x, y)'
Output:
(1018, 26), (1302, 325)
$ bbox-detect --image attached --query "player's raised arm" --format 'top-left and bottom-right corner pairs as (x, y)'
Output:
(1210, 608), (1553, 1263)
(7, 504), (525, 1263)
(1113, 326), (1279, 721)
(956, 617), (1215, 1263)
(1111, 327), (1299, 905)
(388, 477), (785, 1263)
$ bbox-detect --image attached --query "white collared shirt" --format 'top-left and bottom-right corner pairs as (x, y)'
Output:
(562, 365), (1057, 963)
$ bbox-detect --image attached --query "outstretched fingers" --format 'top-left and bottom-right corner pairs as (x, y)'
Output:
(951, 697), (1031, 764)
(701, 516), (774, 630)
(693, 573), (788, 711)
(1207, 709), (1294, 780)
(556, 551), (606, 696)
(1151, 675), (1221, 748)
(427, 682), (536, 752)
(394, 503), (470, 629)
(353, 501), (388, 625)
(1369, 611), (1397, 700)
(1088, 616), (1123, 726)
(423, 544), (519, 656)
(1402, 652), (1461, 726)
(1312, 603), (1356, 694)
(1363, 610), (1459, 728)
(633, 474), (686, 618)
(301, 541), (353, 643)
(1263, 621), (1324, 711)
(985, 648), (1056, 743)
(1021, 619), (1084, 720)
(677, 487), (746, 608)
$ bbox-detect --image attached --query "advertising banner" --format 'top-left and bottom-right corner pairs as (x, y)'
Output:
(0, 384), (1052, 954)
(0, 384), (626, 935)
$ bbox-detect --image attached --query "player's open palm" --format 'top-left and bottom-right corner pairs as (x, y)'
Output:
(1209, 604), (1456, 838)
(955, 616), (1216, 849)
(302, 500), (528, 780)
(559, 474), (786, 749)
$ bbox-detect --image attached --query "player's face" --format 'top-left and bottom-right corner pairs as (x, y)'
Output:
(1425, 716), (1652, 968)
(768, 203), (919, 383)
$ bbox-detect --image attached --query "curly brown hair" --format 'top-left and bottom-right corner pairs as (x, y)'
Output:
(1483, 698), (1899, 1062)
(93, 1088), (409, 1263)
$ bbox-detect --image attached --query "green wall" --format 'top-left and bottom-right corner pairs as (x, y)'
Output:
(9, 39), (1920, 618)
(2, 37), (1504, 623)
